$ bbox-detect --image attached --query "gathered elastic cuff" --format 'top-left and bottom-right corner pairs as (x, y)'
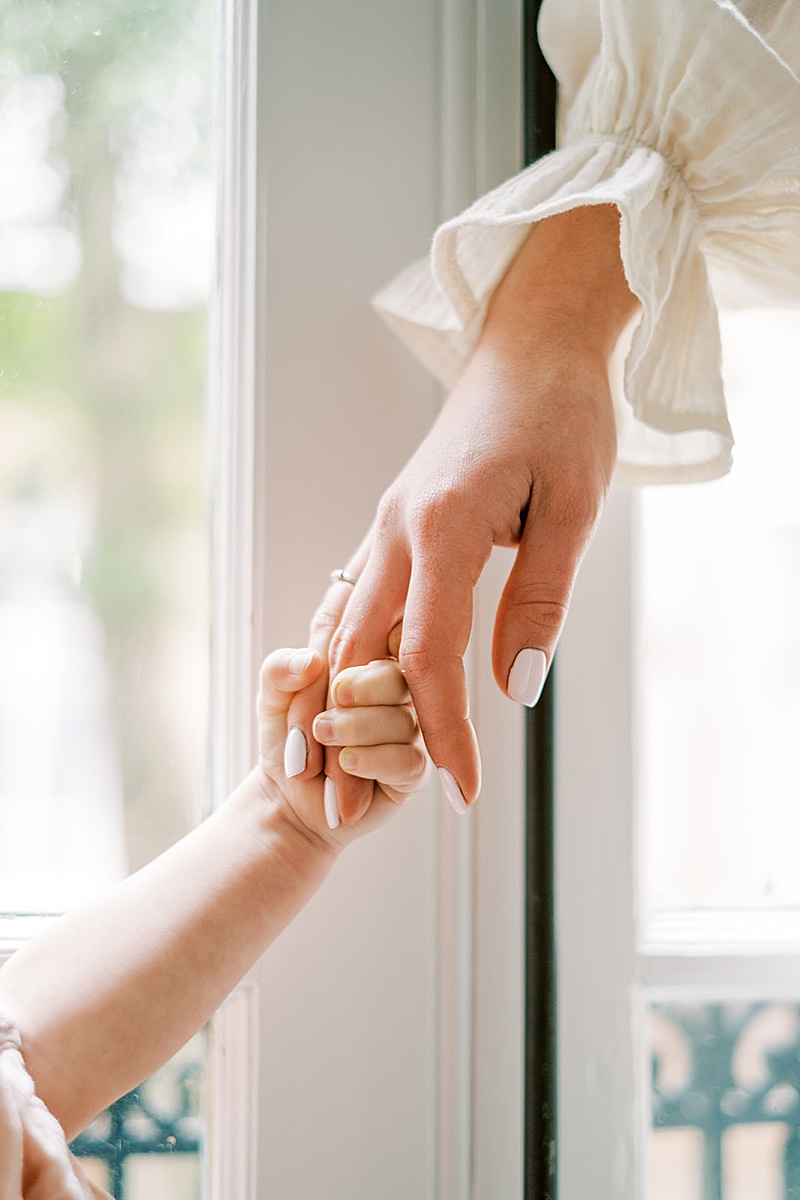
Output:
(373, 134), (734, 483)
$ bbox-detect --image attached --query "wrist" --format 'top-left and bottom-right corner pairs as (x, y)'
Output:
(241, 766), (342, 870)
(482, 205), (639, 366)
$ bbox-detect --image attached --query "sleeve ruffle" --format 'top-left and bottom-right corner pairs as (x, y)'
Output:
(373, 0), (800, 484)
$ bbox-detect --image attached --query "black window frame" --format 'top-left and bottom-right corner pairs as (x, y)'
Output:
(522, 4), (558, 1198)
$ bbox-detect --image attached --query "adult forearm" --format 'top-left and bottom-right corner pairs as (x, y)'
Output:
(481, 204), (639, 367)
(0, 771), (336, 1139)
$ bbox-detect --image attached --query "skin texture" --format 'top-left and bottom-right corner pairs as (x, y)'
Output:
(288, 204), (640, 818)
(0, 650), (428, 1143)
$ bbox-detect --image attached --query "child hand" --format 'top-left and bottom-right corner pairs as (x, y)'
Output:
(257, 649), (430, 847)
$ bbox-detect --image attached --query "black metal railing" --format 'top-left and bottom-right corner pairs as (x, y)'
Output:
(71, 1051), (204, 1199)
(652, 1002), (800, 1199)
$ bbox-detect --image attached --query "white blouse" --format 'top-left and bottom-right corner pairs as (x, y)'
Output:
(374, 0), (800, 483)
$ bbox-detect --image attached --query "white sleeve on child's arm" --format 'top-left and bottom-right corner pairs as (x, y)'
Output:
(373, 0), (800, 483)
(0, 1004), (113, 1200)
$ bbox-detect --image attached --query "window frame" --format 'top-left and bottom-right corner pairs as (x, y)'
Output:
(208, 1), (528, 1197)
(556, 477), (800, 1200)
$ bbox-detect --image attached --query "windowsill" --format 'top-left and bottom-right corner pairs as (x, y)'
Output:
(643, 908), (800, 956)
(0, 913), (61, 964)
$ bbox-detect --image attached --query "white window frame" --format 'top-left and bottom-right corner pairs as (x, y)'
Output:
(208, 2), (528, 1197)
(556, 482), (800, 1200)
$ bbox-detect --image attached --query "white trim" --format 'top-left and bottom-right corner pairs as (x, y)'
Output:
(556, 487), (641, 1200)
(207, 2), (527, 1195)
(209, 0), (260, 808)
(437, 5), (526, 1196)
(435, 808), (476, 1199)
(468, 4), (525, 1194)
(0, 915), (59, 964)
(435, 5), (478, 1195)
(640, 954), (800, 998)
(208, 983), (260, 1200)
(643, 909), (800, 956)
(205, 0), (261, 1196)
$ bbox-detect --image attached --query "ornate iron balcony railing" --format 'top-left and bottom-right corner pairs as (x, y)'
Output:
(71, 1051), (204, 1200)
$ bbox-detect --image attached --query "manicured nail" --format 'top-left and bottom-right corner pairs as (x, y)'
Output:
(289, 650), (314, 676)
(314, 717), (334, 743)
(324, 776), (340, 829)
(340, 748), (358, 773)
(507, 648), (548, 707)
(284, 727), (307, 778)
(438, 767), (468, 815)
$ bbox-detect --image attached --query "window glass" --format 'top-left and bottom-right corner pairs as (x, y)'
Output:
(650, 1001), (800, 1200)
(0, 0), (213, 913)
(637, 309), (800, 918)
(71, 1031), (206, 1199)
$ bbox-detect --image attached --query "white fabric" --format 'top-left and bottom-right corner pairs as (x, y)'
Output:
(0, 1007), (110, 1200)
(374, 0), (800, 483)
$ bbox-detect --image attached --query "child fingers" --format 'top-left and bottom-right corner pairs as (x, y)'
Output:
(257, 647), (325, 717)
(330, 659), (409, 709)
(338, 742), (430, 791)
(313, 703), (417, 748)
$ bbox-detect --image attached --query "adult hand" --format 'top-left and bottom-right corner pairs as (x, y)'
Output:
(287, 205), (639, 823)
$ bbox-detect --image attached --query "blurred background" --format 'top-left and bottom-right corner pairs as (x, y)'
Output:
(0, 0), (213, 913)
(0, 4), (213, 1193)
(638, 306), (800, 1199)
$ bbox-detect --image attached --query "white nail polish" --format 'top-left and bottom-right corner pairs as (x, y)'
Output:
(438, 767), (468, 815)
(507, 648), (548, 707)
(284, 727), (307, 778)
(324, 776), (340, 830)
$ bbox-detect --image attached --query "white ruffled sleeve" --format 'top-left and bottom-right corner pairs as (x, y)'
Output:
(373, 0), (800, 483)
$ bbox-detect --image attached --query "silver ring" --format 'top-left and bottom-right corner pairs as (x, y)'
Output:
(331, 568), (359, 586)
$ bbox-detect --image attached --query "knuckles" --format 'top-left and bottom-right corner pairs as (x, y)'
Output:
(310, 598), (345, 643)
(504, 586), (570, 645)
(328, 619), (367, 674)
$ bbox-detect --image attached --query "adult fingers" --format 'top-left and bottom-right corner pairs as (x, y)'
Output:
(398, 551), (482, 813)
(285, 538), (372, 782)
(492, 475), (603, 706)
(323, 542), (412, 826)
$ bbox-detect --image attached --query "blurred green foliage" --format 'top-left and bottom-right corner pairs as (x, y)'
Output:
(0, 0), (211, 869)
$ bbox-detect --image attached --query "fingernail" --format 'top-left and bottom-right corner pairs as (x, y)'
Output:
(507, 648), (548, 707)
(438, 767), (468, 815)
(340, 748), (358, 772)
(284, 727), (307, 778)
(289, 650), (314, 676)
(332, 679), (354, 706)
(324, 776), (340, 829)
(314, 717), (334, 743)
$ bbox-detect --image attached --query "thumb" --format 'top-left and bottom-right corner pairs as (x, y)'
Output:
(492, 487), (598, 706)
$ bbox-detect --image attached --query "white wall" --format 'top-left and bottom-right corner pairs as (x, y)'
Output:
(212, 1), (526, 1197)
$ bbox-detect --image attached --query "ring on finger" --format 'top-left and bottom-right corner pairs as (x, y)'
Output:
(331, 568), (359, 586)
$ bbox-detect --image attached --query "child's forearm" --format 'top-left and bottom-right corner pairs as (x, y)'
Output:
(0, 769), (337, 1140)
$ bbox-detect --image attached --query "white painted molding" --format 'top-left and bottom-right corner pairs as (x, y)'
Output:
(209, 0), (260, 809)
(556, 487), (640, 1200)
(468, 4), (525, 1195)
(208, 983), (260, 1200)
(208, 1), (526, 1196)
(434, 7), (479, 1196)
(205, 1), (261, 1196)
(0, 915), (58, 965)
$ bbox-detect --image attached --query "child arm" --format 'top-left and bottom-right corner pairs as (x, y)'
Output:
(0, 650), (427, 1139)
